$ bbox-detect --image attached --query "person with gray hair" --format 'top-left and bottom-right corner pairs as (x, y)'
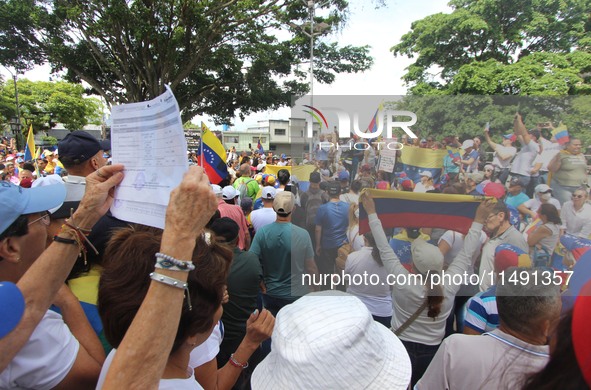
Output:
(417, 267), (561, 390)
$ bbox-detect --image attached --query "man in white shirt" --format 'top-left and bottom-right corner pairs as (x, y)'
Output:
(417, 268), (560, 390)
(483, 130), (516, 185)
(510, 115), (540, 196)
(250, 187), (277, 232)
(478, 202), (528, 292)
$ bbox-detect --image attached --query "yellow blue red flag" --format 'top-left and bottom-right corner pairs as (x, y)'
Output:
(197, 122), (228, 184)
(24, 125), (36, 161)
(358, 189), (488, 235)
(399, 146), (447, 184)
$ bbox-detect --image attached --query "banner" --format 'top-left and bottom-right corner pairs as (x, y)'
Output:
(358, 188), (488, 235)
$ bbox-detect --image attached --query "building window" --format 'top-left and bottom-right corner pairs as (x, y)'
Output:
(274, 128), (286, 136)
(223, 136), (239, 144)
(253, 137), (267, 143)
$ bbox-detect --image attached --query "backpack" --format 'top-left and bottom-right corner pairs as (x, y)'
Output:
(305, 190), (324, 228)
(237, 178), (254, 200)
(336, 232), (357, 273)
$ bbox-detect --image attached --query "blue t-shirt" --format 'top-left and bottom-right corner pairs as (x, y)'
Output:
(249, 222), (314, 298)
(462, 149), (480, 172)
(315, 201), (349, 249)
(505, 192), (530, 209)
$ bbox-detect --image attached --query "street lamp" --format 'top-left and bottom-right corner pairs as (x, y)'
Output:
(290, 0), (330, 155)
(2, 66), (24, 150)
(9, 117), (21, 149)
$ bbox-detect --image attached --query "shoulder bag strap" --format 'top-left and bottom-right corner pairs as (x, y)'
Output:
(393, 299), (429, 337)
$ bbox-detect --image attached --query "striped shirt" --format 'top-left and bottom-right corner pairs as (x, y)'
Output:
(464, 286), (499, 333)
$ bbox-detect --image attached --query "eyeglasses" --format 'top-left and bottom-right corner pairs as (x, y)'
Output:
(486, 212), (500, 221)
(28, 212), (50, 227)
(572, 194), (585, 199)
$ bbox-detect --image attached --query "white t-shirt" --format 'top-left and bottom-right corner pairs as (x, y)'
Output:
(413, 182), (435, 193)
(537, 138), (562, 171)
(250, 207), (277, 232)
(340, 193), (359, 205)
(346, 225), (365, 252)
(491, 145), (517, 169)
(345, 247), (392, 317)
(522, 197), (561, 213)
(97, 349), (204, 390)
(438, 230), (488, 267)
(561, 202), (591, 238)
(510, 140), (539, 176)
(189, 321), (223, 369)
(0, 311), (79, 390)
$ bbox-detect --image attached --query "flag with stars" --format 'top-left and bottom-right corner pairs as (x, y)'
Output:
(197, 122), (228, 184)
(358, 189), (489, 235)
(399, 147), (447, 184)
(389, 230), (431, 270)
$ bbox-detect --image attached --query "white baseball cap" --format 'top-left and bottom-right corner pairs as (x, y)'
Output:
(461, 139), (474, 150)
(211, 184), (222, 196)
(419, 171), (433, 179)
(252, 291), (411, 389)
(222, 186), (239, 200)
(261, 186), (276, 200)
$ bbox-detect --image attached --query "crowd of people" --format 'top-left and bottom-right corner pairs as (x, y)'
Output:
(0, 111), (590, 389)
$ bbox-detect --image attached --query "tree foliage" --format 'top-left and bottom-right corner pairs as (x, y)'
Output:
(391, 0), (591, 94)
(0, 0), (373, 123)
(0, 79), (102, 132)
(389, 0), (591, 144)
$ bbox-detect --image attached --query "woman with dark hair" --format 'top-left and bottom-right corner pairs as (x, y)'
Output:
(527, 203), (561, 262)
(97, 225), (273, 389)
(344, 230), (392, 327)
(360, 193), (493, 387)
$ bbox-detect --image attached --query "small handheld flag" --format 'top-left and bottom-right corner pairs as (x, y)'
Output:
(197, 122), (228, 184)
(552, 122), (570, 145)
(24, 125), (36, 162)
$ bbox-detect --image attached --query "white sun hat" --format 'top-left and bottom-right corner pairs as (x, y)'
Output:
(251, 291), (412, 389)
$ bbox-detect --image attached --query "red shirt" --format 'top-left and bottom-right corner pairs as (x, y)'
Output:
(217, 199), (249, 250)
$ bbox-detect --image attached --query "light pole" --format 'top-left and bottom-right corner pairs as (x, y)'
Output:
(291, 0), (329, 156)
(2, 67), (24, 150)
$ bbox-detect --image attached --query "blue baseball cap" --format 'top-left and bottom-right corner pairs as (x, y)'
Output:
(338, 170), (350, 181)
(0, 182), (67, 235)
(58, 131), (111, 163)
(0, 281), (25, 339)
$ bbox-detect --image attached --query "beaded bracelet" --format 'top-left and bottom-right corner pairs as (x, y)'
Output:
(149, 272), (192, 311)
(155, 252), (195, 272)
(229, 354), (249, 369)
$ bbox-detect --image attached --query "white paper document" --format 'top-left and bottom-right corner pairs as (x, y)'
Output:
(110, 86), (188, 228)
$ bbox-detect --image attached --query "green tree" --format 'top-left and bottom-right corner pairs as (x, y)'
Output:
(391, 0), (591, 93)
(0, 79), (102, 132)
(0, 0), (373, 123)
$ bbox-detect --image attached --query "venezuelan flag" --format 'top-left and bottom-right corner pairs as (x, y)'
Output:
(264, 164), (317, 192)
(365, 102), (384, 136)
(552, 122), (570, 145)
(24, 125), (36, 162)
(257, 138), (264, 154)
(358, 189), (489, 235)
(399, 146), (447, 184)
(389, 229), (431, 269)
(197, 122), (228, 184)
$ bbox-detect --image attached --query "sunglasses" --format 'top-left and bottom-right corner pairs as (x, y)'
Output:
(572, 194), (585, 199)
